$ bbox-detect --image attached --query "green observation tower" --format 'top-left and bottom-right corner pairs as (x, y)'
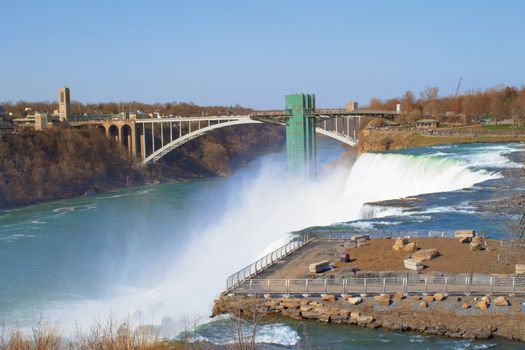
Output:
(285, 93), (317, 177)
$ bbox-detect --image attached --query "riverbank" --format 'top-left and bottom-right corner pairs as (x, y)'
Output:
(213, 294), (525, 341)
(358, 129), (525, 152)
(0, 125), (283, 209)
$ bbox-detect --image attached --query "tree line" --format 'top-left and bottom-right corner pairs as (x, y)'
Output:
(1, 101), (253, 118)
(366, 85), (525, 124)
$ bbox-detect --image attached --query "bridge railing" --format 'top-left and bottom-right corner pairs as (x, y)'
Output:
(233, 275), (525, 297)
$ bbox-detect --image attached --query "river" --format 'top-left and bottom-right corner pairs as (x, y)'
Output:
(0, 139), (523, 349)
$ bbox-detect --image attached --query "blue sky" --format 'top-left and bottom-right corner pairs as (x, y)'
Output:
(2, 0), (524, 109)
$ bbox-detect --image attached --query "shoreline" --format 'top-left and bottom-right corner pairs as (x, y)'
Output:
(216, 234), (525, 343)
(212, 294), (525, 342)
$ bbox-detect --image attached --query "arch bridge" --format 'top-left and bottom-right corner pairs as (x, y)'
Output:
(70, 94), (398, 174)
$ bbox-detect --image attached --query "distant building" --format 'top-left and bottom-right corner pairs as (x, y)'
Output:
(34, 112), (49, 131)
(415, 118), (439, 130)
(0, 105), (14, 134)
(58, 87), (71, 121)
(345, 101), (358, 111)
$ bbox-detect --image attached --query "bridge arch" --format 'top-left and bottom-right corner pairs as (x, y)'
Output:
(315, 128), (357, 146)
(141, 119), (262, 165)
(120, 124), (132, 148)
(108, 124), (119, 142)
(141, 119), (358, 166)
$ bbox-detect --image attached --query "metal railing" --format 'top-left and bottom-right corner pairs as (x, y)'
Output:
(226, 234), (311, 292)
(234, 276), (525, 297)
(305, 229), (455, 240)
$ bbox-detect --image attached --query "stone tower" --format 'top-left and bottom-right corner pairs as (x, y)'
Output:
(58, 87), (71, 121)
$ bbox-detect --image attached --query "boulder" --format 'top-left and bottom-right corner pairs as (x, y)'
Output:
(347, 297), (362, 305)
(403, 242), (417, 252)
(374, 295), (391, 306)
(471, 236), (483, 243)
(356, 315), (374, 325)
(300, 305), (313, 312)
(469, 242), (481, 251)
(280, 302), (300, 309)
(475, 299), (489, 310)
(309, 260), (331, 273)
(455, 230), (476, 239)
(350, 311), (360, 320)
(412, 249), (440, 262)
(330, 315), (348, 323)
(434, 293), (446, 301)
(420, 301), (428, 309)
(423, 295), (435, 303)
(461, 303), (471, 309)
(493, 296), (509, 307)
(459, 236), (471, 244)
(404, 258), (424, 271)
(393, 292), (405, 300)
(322, 294), (337, 302)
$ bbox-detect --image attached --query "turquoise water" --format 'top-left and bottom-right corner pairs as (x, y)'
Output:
(1, 140), (524, 348)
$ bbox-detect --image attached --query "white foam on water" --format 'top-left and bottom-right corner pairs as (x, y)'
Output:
(345, 153), (500, 203)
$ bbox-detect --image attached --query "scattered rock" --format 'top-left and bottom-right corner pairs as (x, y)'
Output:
(347, 297), (362, 305)
(471, 236), (483, 243)
(322, 294), (337, 302)
(459, 236), (471, 244)
(470, 242), (481, 251)
(476, 299), (489, 310)
(403, 242), (417, 252)
(330, 314), (348, 323)
(412, 248), (440, 262)
(493, 296), (509, 307)
(350, 311), (360, 320)
(423, 295), (435, 303)
(392, 238), (407, 251)
(434, 293), (446, 301)
(356, 315), (374, 325)
(393, 292), (405, 300)
(300, 305), (313, 312)
(374, 295), (392, 306)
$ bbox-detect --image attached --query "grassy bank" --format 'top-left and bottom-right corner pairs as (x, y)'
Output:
(358, 129), (525, 152)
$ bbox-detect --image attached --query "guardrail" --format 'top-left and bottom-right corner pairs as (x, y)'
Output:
(226, 234), (311, 292)
(225, 230), (523, 294)
(233, 276), (525, 297)
(226, 230), (454, 292)
(305, 230), (456, 240)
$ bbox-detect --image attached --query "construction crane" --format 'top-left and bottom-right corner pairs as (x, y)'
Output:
(455, 77), (462, 96)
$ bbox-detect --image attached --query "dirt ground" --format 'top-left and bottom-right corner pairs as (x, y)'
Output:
(257, 238), (525, 279)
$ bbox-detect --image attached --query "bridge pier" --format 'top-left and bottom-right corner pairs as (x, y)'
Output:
(285, 94), (317, 177)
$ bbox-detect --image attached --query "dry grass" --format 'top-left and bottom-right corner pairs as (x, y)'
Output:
(0, 317), (203, 350)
